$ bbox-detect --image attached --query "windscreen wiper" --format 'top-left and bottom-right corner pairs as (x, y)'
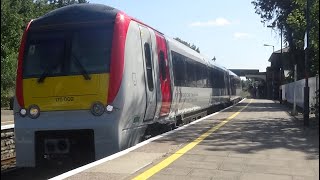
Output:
(37, 66), (52, 83)
(72, 54), (91, 80)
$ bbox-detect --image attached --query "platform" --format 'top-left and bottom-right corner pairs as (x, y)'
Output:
(49, 99), (319, 180)
(1, 110), (14, 127)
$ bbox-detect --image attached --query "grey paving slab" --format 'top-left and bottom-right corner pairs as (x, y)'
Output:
(218, 157), (247, 172)
(169, 156), (221, 170)
(86, 152), (164, 174)
(150, 174), (211, 180)
(67, 172), (125, 180)
(240, 172), (292, 180)
(292, 176), (319, 180)
(244, 163), (292, 175)
(189, 169), (241, 179)
(157, 166), (193, 176)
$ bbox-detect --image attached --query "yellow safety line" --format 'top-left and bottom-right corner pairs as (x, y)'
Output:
(132, 99), (253, 180)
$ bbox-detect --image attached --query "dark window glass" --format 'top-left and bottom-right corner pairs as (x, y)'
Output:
(144, 43), (154, 91)
(172, 51), (213, 88)
(218, 70), (225, 88)
(213, 68), (225, 88)
(23, 32), (65, 77)
(199, 64), (206, 87)
(208, 68), (213, 88)
(23, 25), (113, 78)
(159, 51), (166, 80)
(186, 59), (195, 87)
(172, 51), (186, 86)
(205, 66), (209, 88)
(195, 63), (201, 87)
(70, 28), (112, 74)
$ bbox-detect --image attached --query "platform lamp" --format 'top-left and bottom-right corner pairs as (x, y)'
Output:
(263, 44), (274, 52)
(303, 0), (311, 126)
(264, 43), (275, 100)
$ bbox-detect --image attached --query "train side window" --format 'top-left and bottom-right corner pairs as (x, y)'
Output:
(159, 51), (166, 80)
(213, 68), (219, 88)
(172, 51), (186, 86)
(195, 63), (201, 87)
(207, 68), (212, 88)
(185, 59), (193, 87)
(205, 66), (210, 88)
(144, 43), (154, 91)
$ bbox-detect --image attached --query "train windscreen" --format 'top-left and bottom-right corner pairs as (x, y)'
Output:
(23, 25), (113, 79)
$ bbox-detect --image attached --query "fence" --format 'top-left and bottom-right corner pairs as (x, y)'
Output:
(281, 76), (319, 109)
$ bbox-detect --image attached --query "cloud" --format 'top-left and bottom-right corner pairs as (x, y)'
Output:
(189, 18), (231, 27)
(233, 32), (252, 39)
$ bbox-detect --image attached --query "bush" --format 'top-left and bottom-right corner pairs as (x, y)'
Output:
(1, 52), (17, 108)
(1, 88), (14, 108)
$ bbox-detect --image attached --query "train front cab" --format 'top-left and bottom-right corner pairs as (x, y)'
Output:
(14, 4), (174, 167)
(14, 5), (132, 167)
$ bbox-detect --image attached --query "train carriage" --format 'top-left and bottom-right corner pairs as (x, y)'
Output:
(14, 4), (242, 167)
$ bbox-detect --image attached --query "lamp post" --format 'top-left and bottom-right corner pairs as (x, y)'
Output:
(304, 0), (310, 126)
(264, 44), (275, 52)
(279, 27), (283, 103)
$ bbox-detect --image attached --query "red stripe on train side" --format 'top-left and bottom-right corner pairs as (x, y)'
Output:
(107, 13), (131, 104)
(16, 20), (33, 108)
(155, 33), (172, 116)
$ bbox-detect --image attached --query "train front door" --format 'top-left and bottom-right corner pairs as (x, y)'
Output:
(139, 25), (157, 122)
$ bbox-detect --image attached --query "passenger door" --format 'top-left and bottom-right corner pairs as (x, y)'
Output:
(155, 33), (172, 117)
(139, 25), (157, 122)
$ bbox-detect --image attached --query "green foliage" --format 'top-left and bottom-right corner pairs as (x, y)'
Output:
(47, 0), (88, 8)
(174, 37), (201, 53)
(1, 0), (87, 107)
(1, 0), (34, 107)
(252, 0), (319, 77)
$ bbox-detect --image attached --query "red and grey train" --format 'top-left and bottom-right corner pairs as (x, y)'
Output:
(14, 4), (242, 167)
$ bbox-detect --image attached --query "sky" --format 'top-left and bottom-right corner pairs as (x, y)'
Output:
(90, 0), (284, 72)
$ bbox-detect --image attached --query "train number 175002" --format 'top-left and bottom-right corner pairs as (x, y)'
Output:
(55, 96), (74, 102)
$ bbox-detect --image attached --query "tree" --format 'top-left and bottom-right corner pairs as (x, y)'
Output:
(252, 0), (319, 79)
(174, 37), (201, 53)
(48, 0), (88, 8)
(1, 0), (87, 107)
(1, 0), (35, 107)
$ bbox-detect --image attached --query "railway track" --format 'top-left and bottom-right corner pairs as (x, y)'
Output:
(1, 156), (16, 165)
(1, 156), (16, 173)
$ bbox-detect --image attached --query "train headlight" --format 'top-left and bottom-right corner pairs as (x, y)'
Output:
(106, 105), (113, 113)
(19, 108), (27, 117)
(28, 105), (40, 119)
(91, 102), (105, 116)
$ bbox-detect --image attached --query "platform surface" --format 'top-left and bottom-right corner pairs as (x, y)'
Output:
(1, 110), (14, 126)
(52, 99), (319, 180)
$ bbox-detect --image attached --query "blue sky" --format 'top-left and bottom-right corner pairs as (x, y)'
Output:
(90, 0), (283, 72)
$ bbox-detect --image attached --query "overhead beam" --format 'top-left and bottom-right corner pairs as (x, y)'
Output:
(229, 69), (260, 77)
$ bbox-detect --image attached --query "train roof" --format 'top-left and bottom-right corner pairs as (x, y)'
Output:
(166, 38), (208, 65)
(228, 70), (240, 78)
(31, 3), (237, 77)
(30, 4), (119, 29)
(167, 37), (235, 74)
